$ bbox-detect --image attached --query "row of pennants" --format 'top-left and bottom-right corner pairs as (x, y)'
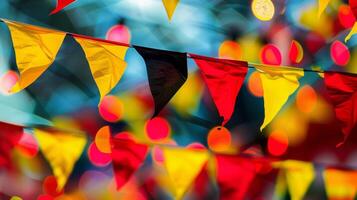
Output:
(1, 18), (357, 146)
(50, 0), (179, 21)
(2, 121), (357, 200)
(50, 0), (357, 42)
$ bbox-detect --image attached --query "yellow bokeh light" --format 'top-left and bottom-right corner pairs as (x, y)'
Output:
(251, 0), (275, 21)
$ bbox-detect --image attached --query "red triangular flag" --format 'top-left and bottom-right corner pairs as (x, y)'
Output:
(324, 72), (357, 146)
(50, 0), (76, 15)
(216, 155), (256, 200)
(111, 137), (149, 190)
(191, 54), (248, 125)
(0, 122), (23, 168)
(350, 0), (357, 18)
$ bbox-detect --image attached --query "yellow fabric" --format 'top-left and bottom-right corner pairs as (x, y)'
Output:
(34, 128), (87, 190)
(318, 0), (330, 18)
(74, 37), (128, 101)
(162, 0), (180, 21)
(162, 147), (209, 200)
(276, 160), (315, 200)
(323, 169), (357, 200)
(255, 65), (304, 131)
(345, 22), (357, 42)
(3, 19), (66, 93)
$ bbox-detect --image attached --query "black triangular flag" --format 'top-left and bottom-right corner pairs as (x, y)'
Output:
(135, 46), (187, 117)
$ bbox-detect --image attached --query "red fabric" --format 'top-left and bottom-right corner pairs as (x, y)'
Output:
(216, 155), (256, 200)
(111, 137), (149, 190)
(50, 0), (76, 15)
(350, 0), (357, 19)
(324, 72), (357, 147)
(191, 54), (248, 125)
(0, 122), (23, 168)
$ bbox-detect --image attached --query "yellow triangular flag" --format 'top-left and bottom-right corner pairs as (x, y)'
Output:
(318, 0), (330, 18)
(273, 169), (288, 200)
(3, 19), (66, 93)
(255, 66), (304, 131)
(74, 37), (128, 101)
(345, 22), (357, 42)
(277, 160), (315, 200)
(34, 128), (87, 190)
(162, 147), (209, 200)
(323, 168), (357, 200)
(162, 0), (180, 21)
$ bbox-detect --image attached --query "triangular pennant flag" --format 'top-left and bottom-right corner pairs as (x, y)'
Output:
(350, 0), (357, 18)
(215, 155), (256, 200)
(111, 137), (148, 190)
(255, 66), (304, 131)
(162, 147), (209, 200)
(324, 72), (357, 146)
(74, 37), (129, 102)
(345, 22), (357, 42)
(50, 0), (76, 15)
(323, 168), (357, 200)
(162, 0), (180, 21)
(318, 0), (330, 18)
(275, 160), (315, 200)
(0, 122), (23, 168)
(274, 170), (288, 200)
(191, 54), (248, 125)
(135, 46), (187, 117)
(3, 19), (66, 93)
(34, 128), (87, 190)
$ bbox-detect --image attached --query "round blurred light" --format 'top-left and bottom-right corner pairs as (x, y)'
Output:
(260, 44), (282, 65)
(289, 40), (304, 64)
(87, 142), (112, 167)
(106, 24), (131, 44)
(251, 0), (275, 21)
(267, 130), (288, 156)
(37, 194), (53, 200)
(218, 40), (242, 60)
(10, 196), (22, 200)
(0, 70), (19, 95)
(207, 126), (231, 152)
(95, 126), (111, 154)
(15, 132), (39, 158)
(186, 142), (206, 150)
(296, 85), (317, 114)
(98, 95), (124, 123)
(42, 176), (63, 197)
(145, 117), (170, 141)
(247, 71), (263, 97)
(152, 146), (164, 164)
(330, 40), (350, 66)
(338, 5), (356, 29)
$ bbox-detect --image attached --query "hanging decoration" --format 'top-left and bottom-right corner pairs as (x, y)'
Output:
(3, 19), (66, 93)
(251, 0), (275, 21)
(50, 0), (76, 15)
(135, 46), (187, 117)
(191, 54), (248, 126)
(162, 0), (180, 21)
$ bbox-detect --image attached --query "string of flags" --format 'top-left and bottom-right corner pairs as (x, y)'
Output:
(1, 18), (356, 146)
(2, 121), (357, 200)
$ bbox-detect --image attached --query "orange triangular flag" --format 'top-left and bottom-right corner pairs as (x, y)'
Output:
(323, 168), (357, 200)
(162, 0), (180, 21)
(3, 19), (66, 93)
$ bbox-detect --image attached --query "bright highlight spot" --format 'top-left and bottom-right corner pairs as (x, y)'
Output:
(0, 70), (19, 95)
(95, 126), (111, 154)
(87, 142), (112, 167)
(247, 71), (263, 97)
(260, 44), (282, 65)
(106, 24), (131, 44)
(338, 4), (356, 29)
(16, 132), (39, 158)
(296, 85), (317, 114)
(10, 196), (22, 200)
(98, 95), (124, 123)
(251, 0), (275, 21)
(145, 117), (170, 141)
(218, 40), (242, 60)
(268, 130), (288, 156)
(330, 40), (350, 66)
(289, 40), (304, 64)
(207, 126), (231, 152)
(42, 176), (63, 197)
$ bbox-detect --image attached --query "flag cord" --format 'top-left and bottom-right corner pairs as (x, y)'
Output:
(1, 18), (357, 77)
